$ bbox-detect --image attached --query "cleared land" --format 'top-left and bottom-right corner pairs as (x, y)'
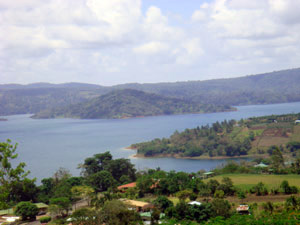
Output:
(207, 174), (300, 191)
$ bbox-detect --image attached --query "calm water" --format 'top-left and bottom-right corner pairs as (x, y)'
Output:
(1, 102), (300, 181)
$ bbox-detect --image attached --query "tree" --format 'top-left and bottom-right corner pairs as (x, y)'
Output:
(71, 208), (100, 225)
(15, 201), (38, 221)
(80, 152), (112, 177)
(262, 201), (274, 214)
(281, 180), (291, 194)
(100, 200), (141, 224)
(176, 189), (193, 201)
(49, 197), (71, 218)
(270, 146), (284, 172)
(151, 208), (161, 225)
(207, 179), (220, 196)
(211, 198), (231, 218)
(153, 196), (173, 212)
(87, 170), (116, 193)
(104, 158), (136, 183)
(237, 190), (246, 203)
(250, 182), (268, 196)
(0, 140), (35, 209)
(71, 186), (94, 207)
(285, 195), (300, 211)
(53, 167), (71, 185)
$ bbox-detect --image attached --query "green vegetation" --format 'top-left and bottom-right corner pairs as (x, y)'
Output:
(132, 113), (300, 158)
(15, 201), (38, 221)
(2, 138), (300, 224)
(2, 68), (300, 117)
(32, 89), (233, 119)
(0, 139), (37, 209)
(207, 173), (300, 192)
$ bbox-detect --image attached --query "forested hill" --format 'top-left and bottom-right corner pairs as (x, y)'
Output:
(0, 86), (108, 116)
(32, 89), (233, 119)
(115, 68), (300, 105)
(131, 113), (300, 158)
(1, 68), (300, 116)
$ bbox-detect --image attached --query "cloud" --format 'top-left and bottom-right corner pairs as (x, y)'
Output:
(0, 0), (300, 85)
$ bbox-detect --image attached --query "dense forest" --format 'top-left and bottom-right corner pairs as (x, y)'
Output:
(131, 113), (300, 158)
(32, 89), (232, 119)
(1, 68), (300, 116)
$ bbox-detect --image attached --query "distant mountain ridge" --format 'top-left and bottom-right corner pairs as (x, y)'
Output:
(1, 68), (300, 116)
(32, 89), (233, 119)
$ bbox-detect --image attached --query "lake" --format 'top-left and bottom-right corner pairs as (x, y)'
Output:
(1, 102), (300, 182)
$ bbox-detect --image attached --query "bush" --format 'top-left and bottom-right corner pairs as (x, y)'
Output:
(39, 216), (51, 223)
(189, 193), (197, 201)
(250, 182), (268, 196)
(15, 201), (39, 221)
(153, 196), (173, 212)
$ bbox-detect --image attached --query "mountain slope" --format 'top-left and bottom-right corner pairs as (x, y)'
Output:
(115, 68), (300, 105)
(0, 86), (108, 116)
(1, 68), (300, 116)
(32, 89), (233, 119)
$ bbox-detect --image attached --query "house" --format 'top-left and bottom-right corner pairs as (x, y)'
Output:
(188, 201), (201, 206)
(139, 212), (165, 224)
(236, 205), (250, 215)
(117, 182), (136, 192)
(0, 216), (20, 223)
(202, 172), (214, 179)
(0, 208), (14, 217)
(254, 163), (268, 168)
(0, 203), (48, 219)
(35, 203), (49, 215)
(120, 199), (154, 212)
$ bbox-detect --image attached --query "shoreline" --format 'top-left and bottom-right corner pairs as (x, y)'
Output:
(31, 107), (237, 120)
(124, 147), (266, 160)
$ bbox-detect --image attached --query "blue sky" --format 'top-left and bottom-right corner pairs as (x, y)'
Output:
(142, 0), (209, 17)
(0, 0), (300, 85)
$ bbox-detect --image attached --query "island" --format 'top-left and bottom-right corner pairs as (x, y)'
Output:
(0, 118), (7, 121)
(130, 113), (300, 159)
(32, 89), (234, 119)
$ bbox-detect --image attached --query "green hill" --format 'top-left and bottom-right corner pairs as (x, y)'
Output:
(1, 68), (300, 116)
(32, 89), (233, 119)
(116, 68), (300, 105)
(131, 113), (300, 158)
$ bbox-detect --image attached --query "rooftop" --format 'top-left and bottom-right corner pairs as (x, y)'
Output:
(117, 182), (136, 190)
(236, 205), (249, 211)
(188, 201), (201, 206)
(120, 199), (153, 208)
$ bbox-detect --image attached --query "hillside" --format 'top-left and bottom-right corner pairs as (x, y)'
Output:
(0, 86), (108, 116)
(131, 113), (300, 158)
(32, 89), (233, 119)
(1, 68), (300, 116)
(116, 68), (300, 105)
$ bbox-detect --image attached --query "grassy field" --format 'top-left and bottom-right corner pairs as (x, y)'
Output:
(291, 125), (300, 141)
(206, 174), (300, 191)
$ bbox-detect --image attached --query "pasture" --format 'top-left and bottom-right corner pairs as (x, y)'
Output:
(207, 174), (300, 191)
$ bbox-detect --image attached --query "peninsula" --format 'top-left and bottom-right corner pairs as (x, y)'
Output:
(32, 89), (233, 119)
(130, 113), (300, 159)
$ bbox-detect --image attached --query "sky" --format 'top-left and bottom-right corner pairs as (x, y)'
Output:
(1, 0), (300, 85)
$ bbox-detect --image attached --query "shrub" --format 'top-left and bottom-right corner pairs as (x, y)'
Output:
(189, 193), (197, 201)
(153, 196), (173, 212)
(15, 201), (39, 221)
(250, 182), (268, 196)
(39, 216), (51, 223)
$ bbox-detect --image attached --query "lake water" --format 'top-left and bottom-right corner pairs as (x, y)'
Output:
(1, 102), (300, 182)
